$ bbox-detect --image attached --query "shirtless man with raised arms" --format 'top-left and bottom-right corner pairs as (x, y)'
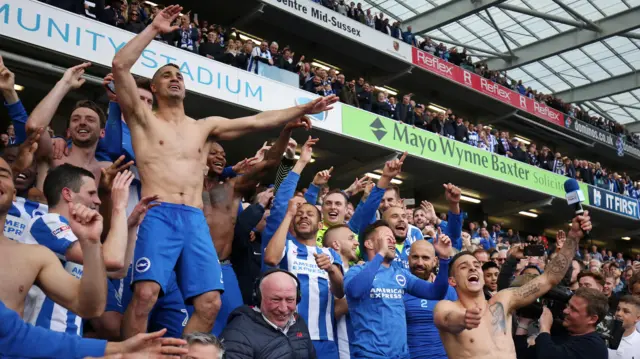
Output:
(203, 120), (305, 334)
(434, 212), (591, 359)
(112, 4), (337, 336)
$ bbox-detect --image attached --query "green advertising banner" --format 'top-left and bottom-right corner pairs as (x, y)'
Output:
(342, 106), (590, 202)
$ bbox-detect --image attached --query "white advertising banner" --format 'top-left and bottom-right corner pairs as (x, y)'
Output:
(261, 0), (412, 62)
(0, 0), (343, 134)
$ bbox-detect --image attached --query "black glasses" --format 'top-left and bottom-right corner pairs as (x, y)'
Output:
(131, 12), (139, 16)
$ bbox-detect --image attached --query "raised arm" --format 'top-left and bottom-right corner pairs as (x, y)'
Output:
(233, 120), (306, 195)
(110, 195), (159, 279)
(0, 55), (28, 144)
(112, 5), (182, 125)
(36, 207), (108, 319)
(503, 212), (591, 312)
(408, 234), (453, 300)
(26, 63), (90, 159)
(263, 197), (305, 267)
(204, 95), (338, 141)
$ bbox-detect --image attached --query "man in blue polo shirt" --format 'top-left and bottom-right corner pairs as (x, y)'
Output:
(345, 221), (452, 358)
(404, 240), (457, 359)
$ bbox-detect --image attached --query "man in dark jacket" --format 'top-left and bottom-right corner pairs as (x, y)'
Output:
(231, 192), (271, 305)
(394, 95), (414, 125)
(339, 80), (359, 108)
(220, 270), (317, 359)
(357, 83), (373, 112)
(454, 117), (468, 143)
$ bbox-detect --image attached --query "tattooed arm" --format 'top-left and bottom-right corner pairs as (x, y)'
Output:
(501, 212), (591, 312)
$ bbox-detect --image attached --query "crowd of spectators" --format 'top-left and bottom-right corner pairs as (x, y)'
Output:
(314, 0), (640, 147)
(1, 3), (640, 359)
(42, 0), (640, 148)
(28, 1), (640, 201)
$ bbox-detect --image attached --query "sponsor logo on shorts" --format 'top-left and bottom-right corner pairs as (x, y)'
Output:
(396, 274), (406, 287)
(135, 257), (151, 273)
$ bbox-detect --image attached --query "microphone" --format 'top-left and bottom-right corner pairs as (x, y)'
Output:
(564, 178), (589, 239)
(564, 178), (585, 215)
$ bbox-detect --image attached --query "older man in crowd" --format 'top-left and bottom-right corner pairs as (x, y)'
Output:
(220, 269), (315, 359)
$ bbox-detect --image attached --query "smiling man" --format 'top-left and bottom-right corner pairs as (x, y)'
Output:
(264, 196), (344, 358)
(434, 212), (592, 359)
(404, 240), (457, 359)
(25, 65), (112, 191)
(202, 122), (302, 335)
(112, 4), (337, 337)
(380, 183), (462, 270)
(345, 221), (452, 359)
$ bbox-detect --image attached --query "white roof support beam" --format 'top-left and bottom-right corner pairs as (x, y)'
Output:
(484, 6), (640, 70)
(554, 71), (640, 103)
(550, 0), (601, 31)
(404, 0), (507, 35)
(496, 3), (593, 29)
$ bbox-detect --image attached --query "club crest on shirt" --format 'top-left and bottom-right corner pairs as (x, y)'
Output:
(396, 274), (406, 287)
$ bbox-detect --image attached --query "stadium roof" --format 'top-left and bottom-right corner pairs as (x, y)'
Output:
(360, 0), (640, 126)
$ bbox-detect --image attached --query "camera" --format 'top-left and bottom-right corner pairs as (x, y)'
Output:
(516, 286), (572, 321)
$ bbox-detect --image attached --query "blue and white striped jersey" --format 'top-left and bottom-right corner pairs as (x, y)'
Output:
(21, 213), (84, 336)
(467, 131), (478, 147)
(393, 224), (424, 270)
(279, 239), (343, 342)
(336, 264), (352, 359)
(4, 197), (48, 241)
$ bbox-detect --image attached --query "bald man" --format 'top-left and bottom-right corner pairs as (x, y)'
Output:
(220, 270), (316, 359)
(404, 240), (457, 359)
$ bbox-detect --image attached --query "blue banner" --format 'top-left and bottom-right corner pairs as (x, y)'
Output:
(588, 185), (640, 219)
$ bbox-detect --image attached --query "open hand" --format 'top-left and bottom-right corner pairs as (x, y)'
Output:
(108, 328), (188, 357)
(303, 95), (339, 114)
(420, 200), (438, 222)
(61, 62), (91, 89)
(313, 167), (333, 186)
(111, 170), (135, 211)
(127, 195), (160, 227)
(232, 157), (259, 175)
(253, 141), (271, 163)
(151, 4), (183, 34)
